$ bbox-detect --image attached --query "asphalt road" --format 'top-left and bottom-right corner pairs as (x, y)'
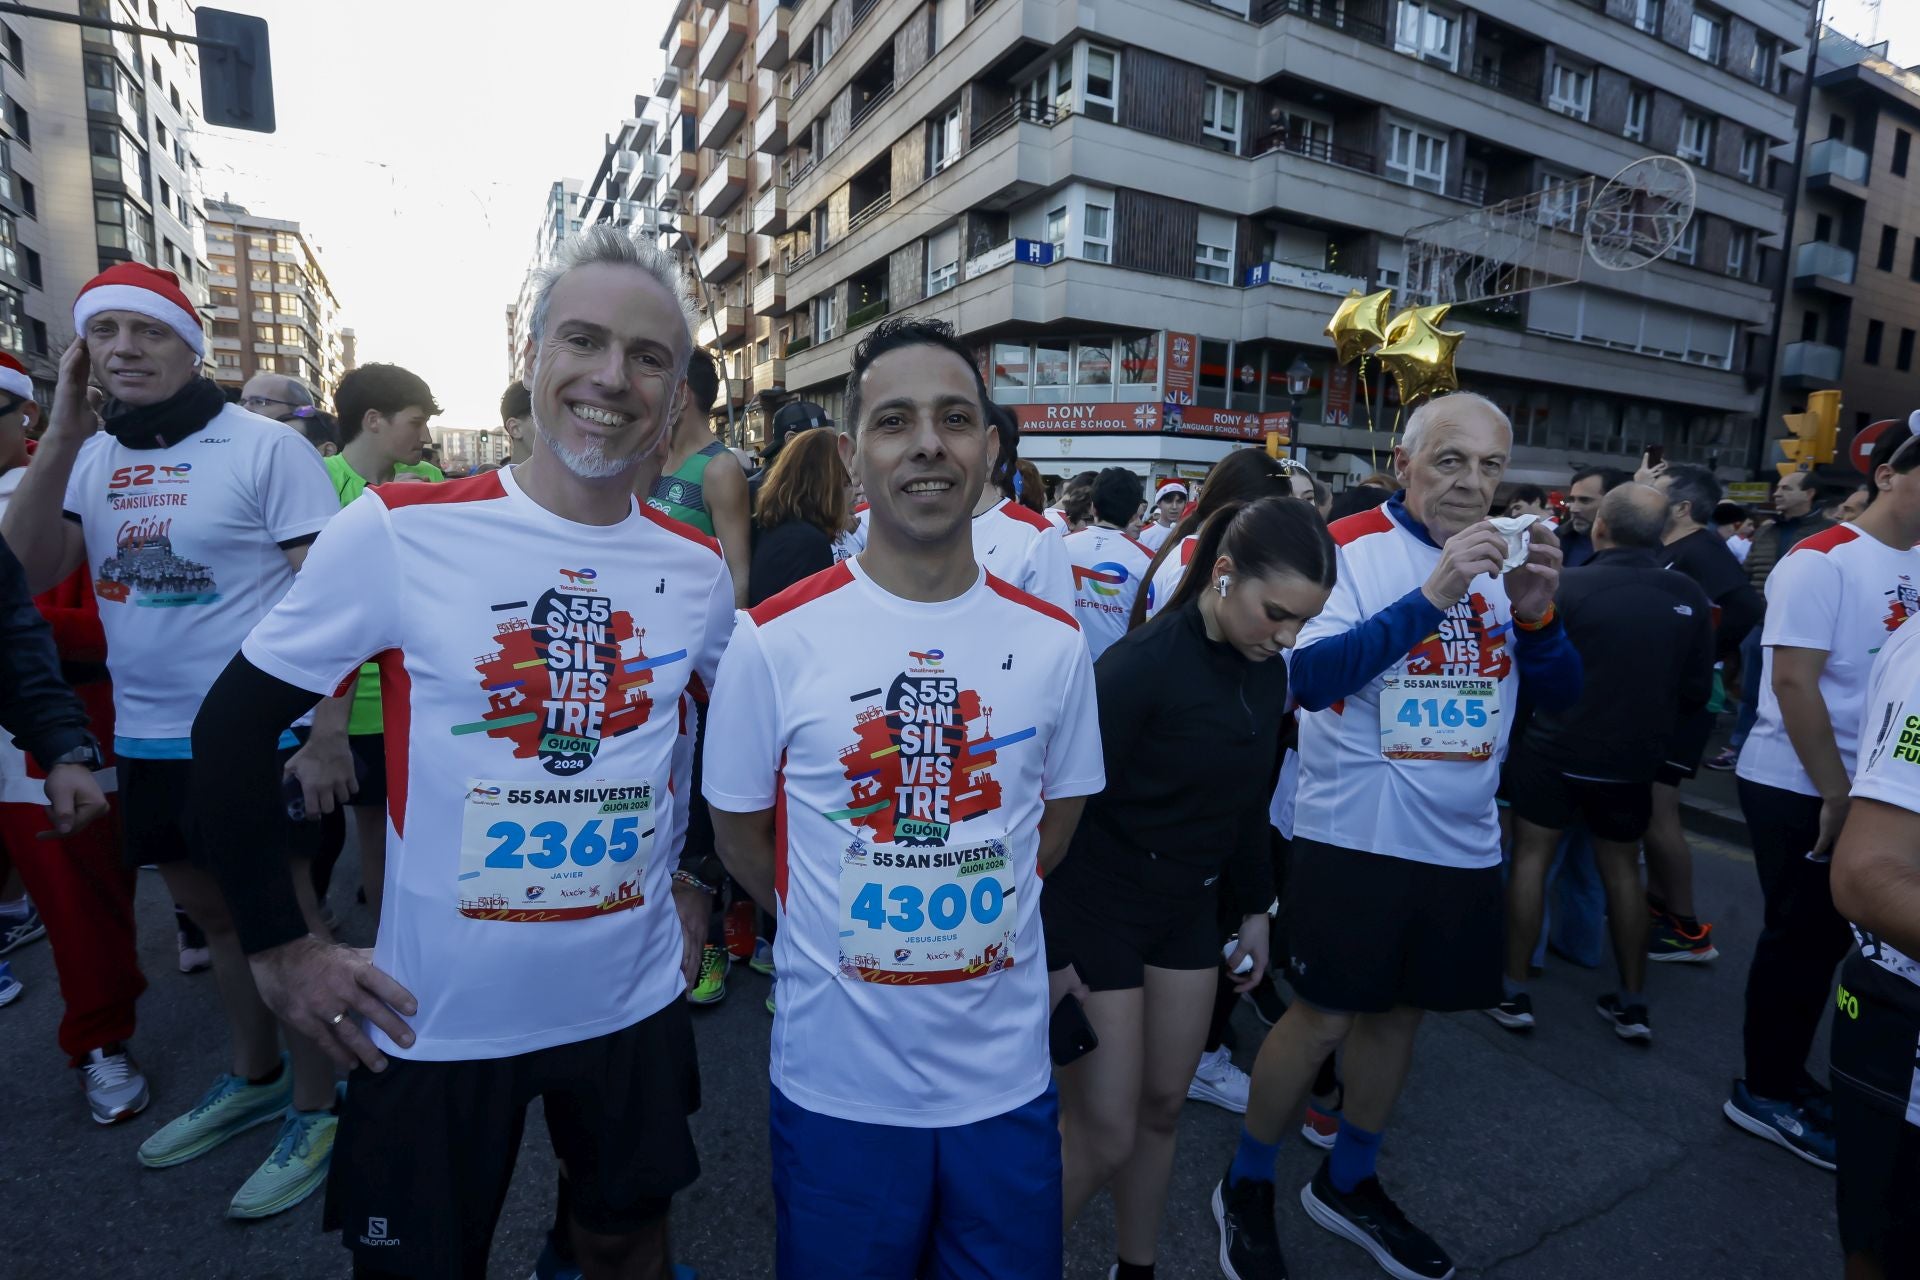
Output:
(3, 827), (1839, 1280)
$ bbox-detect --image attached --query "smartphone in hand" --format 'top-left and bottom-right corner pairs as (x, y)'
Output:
(1050, 993), (1099, 1066)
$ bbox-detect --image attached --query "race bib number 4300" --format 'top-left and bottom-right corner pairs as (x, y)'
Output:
(838, 839), (1017, 985)
(1378, 675), (1499, 762)
(457, 779), (654, 922)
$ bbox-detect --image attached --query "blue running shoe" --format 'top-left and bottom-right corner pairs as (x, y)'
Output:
(1723, 1078), (1836, 1171)
(0, 960), (21, 1007)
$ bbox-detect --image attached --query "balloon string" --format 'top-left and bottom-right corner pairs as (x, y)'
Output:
(1357, 353), (1376, 472)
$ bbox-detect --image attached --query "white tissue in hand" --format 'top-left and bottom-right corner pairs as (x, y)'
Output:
(1488, 515), (1539, 574)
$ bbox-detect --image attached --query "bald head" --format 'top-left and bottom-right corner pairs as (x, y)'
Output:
(1593, 483), (1669, 550)
(241, 372), (313, 422)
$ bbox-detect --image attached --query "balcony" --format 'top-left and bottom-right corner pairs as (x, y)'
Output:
(697, 230), (747, 283)
(752, 185), (786, 234)
(754, 94), (789, 154)
(697, 154), (747, 216)
(698, 305), (747, 346)
(756, 3), (790, 69)
(669, 19), (696, 68)
(722, 376), (751, 406)
(699, 79), (748, 148)
(753, 269), (785, 312)
(1250, 128), (1379, 179)
(753, 356), (788, 394)
(1258, 0), (1389, 46)
(750, 150), (777, 191)
(1806, 138), (1869, 198)
(1792, 241), (1856, 291)
(1780, 340), (1843, 387)
(668, 150), (698, 192)
(698, 3), (748, 81)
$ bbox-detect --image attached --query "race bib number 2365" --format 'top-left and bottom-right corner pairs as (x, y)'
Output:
(457, 779), (654, 922)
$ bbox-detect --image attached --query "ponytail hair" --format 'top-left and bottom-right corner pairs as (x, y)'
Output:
(1153, 496), (1338, 621)
(1128, 449), (1291, 630)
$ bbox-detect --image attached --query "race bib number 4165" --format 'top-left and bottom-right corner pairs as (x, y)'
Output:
(837, 838), (1016, 985)
(457, 779), (654, 922)
(1378, 675), (1499, 762)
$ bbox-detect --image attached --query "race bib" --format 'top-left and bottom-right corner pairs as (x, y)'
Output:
(457, 778), (655, 922)
(1378, 675), (1500, 762)
(837, 838), (1017, 985)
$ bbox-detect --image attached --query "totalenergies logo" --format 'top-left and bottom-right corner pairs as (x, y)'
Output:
(558, 568), (597, 588)
(907, 648), (943, 667)
(158, 463), (192, 479)
(1073, 563), (1129, 597)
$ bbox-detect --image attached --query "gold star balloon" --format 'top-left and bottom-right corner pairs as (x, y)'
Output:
(1325, 288), (1393, 364)
(1384, 303), (1452, 346)
(1378, 308), (1465, 405)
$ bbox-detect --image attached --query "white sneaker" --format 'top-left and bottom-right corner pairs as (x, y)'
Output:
(79, 1044), (151, 1125)
(177, 931), (211, 975)
(1186, 1045), (1250, 1114)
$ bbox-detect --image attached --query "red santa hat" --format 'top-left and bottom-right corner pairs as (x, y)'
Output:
(1155, 477), (1189, 500)
(0, 352), (31, 400)
(73, 263), (205, 357)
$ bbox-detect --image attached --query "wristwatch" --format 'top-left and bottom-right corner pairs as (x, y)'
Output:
(47, 741), (104, 771)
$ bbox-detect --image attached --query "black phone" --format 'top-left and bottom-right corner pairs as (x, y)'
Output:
(1644, 444), (1665, 467)
(1050, 993), (1099, 1066)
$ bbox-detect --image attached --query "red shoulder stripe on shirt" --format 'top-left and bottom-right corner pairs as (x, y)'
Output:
(853, 501), (869, 514)
(636, 503), (723, 557)
(985, 572), (1079, 630)
(1329, 505), (1395, 547)
(373, 470), (505, 509)
(748, 561), (856, 626)
(995, 500), (1055, 533)
(1123, 534), (1155, 557)
(1786, 523), (1860, 557)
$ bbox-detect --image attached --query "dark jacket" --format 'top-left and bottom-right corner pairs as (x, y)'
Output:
(0, 533), (94, 769)
(1744, 512), (1832, 591)
(1662, 527), (1764, 660)
(747, 519), (834, 608)
(1559, 525), (1597, 569)
(1523, 547), (1715, 783)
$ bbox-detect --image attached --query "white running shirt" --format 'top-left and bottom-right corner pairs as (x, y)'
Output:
(1142, 534), (1199, 621)
(973, 498), (1074, 613)
(241, 468), (734, 1061)
(703, 558), (1104, 1127)
(1061, 525), (1154, 660)
(60, 405), (336, 742)
(1138, 521), (1174, 554)
(1738, 523), (1920, 798)
(1850, 614), (1920, 1004)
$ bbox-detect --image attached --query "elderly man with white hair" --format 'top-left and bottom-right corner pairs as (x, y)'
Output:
(1214, 391), (1582, 1280)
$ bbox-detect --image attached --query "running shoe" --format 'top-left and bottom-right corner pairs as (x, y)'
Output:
(228, 1106), (337, 1219)
(1188, 1045), (1251, 1114)
(79, 1043), (150, 1125)
(750, 935), (775, 976)
(1242, 979), (1286, 1027)
(1646, 912), (1718, 963)
(0, 960), (20, 1007)
(176, 909), (211, 975)
(1483, 992), (1534, 1031)
(137, 1055), (293, 1168)
(0, 902), (44, 954)
(1704, 747), (1739, 771)
(686, 945), (728, 1006)
(724, 899), (756, 961)
(1722, 1078), (1836, 1171)
(1302, 1086), (1342, 1151)
(1595, 994), (1651, 1043)
(1213, 1162), (1289, 1280)
(1300, 1158), (1455, 1280)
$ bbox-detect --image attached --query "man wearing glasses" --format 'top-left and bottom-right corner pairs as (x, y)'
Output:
(240, 373), (316, 425)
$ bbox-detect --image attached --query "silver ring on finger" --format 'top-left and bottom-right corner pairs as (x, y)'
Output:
(330, 1011), (348, 1027)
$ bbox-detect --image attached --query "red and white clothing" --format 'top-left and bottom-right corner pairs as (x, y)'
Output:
(973, 497), (1073, 613)
(1739, 523), (1920, 798)
(1061, 525), (1153, 660)
(1138, 521), (1175, 554)
(1043, 507), (1069, 533)
(835, 502), (869, 563)
(702, 558), (1104, 1127)
(241, 468), (734, 1061)
(1142, 534), (1199, 622)
(60, 405), (336, 746)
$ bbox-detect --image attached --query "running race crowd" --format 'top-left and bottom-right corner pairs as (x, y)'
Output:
(0, 237), (1913, 1280)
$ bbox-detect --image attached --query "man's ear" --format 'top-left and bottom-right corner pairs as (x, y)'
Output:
(362, 409), (385, 438)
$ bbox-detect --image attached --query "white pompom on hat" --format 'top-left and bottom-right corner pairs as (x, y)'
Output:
(0, 352), (31, 399)
(73, 262), (205, 357)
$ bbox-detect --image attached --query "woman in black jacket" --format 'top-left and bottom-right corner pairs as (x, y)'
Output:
(746, 427), (849, 607)
(1045, 496), (1337, 1279)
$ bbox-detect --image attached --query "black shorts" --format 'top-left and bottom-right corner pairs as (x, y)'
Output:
(1042, 831), (1221, 991)
(117, 753), (316, 871)
(1834, 1081), (1920, 1272)
(1280, 838), (1503, 1015)
(348, 732), (388, 808)
(1504, 750), (1652, 843)
(1655, 707), (1715, 785)
(324, 999), (702, 1277)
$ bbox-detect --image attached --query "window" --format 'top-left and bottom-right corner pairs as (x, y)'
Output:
(1119, 333), (1157, 384)
(1046, 204), (1067, 260)
(814, 291), (836, 343)
(6, 103), (28, 149)
(1074, 339), (1114, 386)
(1726, 228), (1752, 278)
(1666, 219), (1698, 265)
(1677, 112), (1713, 164)
(926, 105), (961, 176)
(155, 120), (167, 150)
(1202, 81), (1242, 152)
(1033, 341), (1069, 388)
(1538, 170), (1581, 229)
(169, 85), (181, 112)
(1750, 35), (1778, 88)
(1632, 0), (1661, 35)
(1911, 237), (1920, 282)
(926, 224), (959, 295)
(1688, 10), (1724, 64)
(159, 179), (172, 211)
(1624, 87), (1649, 142)
(1083, 198), (1111, 262)
(1739, 134), (1762, 183)
(1083, 47), (1117, 122)
(149, 55), (160, 83)
(23, 246), (39, 288)
(1548, 63), (1591, 122)
(1816, 213), (1834, 241)
(19, 178), (35, 219)
(1195, 211), (1235, 284)
(1020, 44), (1117, 123)
(1896, 130), (1912, 178)
(1, 25), (20, 70)
(1879, 224), (1897, 271)
(1394, 0), (1459, 70)
(1865, 319), (1884, 365)
(1801, 311), (1819, 342)
(30, 319), (46, 355)
(992, 341), (1030, 389)
(1900, 328), (1916, 373)
(1386, 121), (1448, 193)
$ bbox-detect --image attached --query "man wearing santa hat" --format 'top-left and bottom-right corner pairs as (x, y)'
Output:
(0, 263), (345, 1220)
(1138, 478), (1188, 553)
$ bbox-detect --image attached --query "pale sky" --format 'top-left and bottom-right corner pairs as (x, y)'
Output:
(190, 0), (672, 430)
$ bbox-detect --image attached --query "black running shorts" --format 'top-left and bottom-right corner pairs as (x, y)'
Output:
(324, 998), (701, 1277)
(1042, 830), (1222, 991)
(347, 732), (388, 808)
(1655, 707), (1715, 785)
(1279, 838), (1503, 1015)
(117, 753), (317, 871)
(1834, 1080), (1920, 1272)
(1504, 750), (1652, 843)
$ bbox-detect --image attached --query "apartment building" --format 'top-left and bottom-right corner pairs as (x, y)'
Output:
(637, 0), (1806, 484)
(506, 178), (588, 378)
(202, 201), (350, 402)
(0, 0), (213, 392)
(1769, 26), (1920, 450)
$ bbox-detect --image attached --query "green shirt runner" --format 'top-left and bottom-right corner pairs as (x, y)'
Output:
(645, 440), (727, 536)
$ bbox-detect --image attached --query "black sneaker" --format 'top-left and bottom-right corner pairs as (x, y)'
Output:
(1213, 1162), (1289, 1279)
(1243, 977), (1287, 1026)
(1300, 1158), (1455, 1280)
(1596, 993), (1651, 1043)
(1482, 991), (1533, 1031)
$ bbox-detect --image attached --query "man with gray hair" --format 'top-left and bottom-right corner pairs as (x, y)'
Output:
(1219, 391), (1581, 1280)
(1492, 484), (1714, 1043)
(188, 224), (732, 1278)
(240, 371), (316, 425)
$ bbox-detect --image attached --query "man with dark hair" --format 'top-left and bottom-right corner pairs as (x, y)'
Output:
(1063, 467), (1152, 659)
(333, 363), (442, 470)
(499, 380), (533, 466)
(1047, 470), (1098, 534)
(1561, 466), (1629, 569)
(705, 315), (1102, 1279)
(1492, 484), (1713, 1042)
(1504, 484), (1553, 523)
(968, 403), (1071, 609)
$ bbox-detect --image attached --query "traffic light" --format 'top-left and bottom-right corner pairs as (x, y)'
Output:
(1777, 388), (1841, 479)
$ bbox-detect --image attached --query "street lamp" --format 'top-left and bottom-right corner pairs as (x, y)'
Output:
(1286, 355), (1313, 398)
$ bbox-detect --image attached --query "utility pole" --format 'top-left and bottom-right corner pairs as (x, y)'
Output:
(1753, 2), (1824, 478)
